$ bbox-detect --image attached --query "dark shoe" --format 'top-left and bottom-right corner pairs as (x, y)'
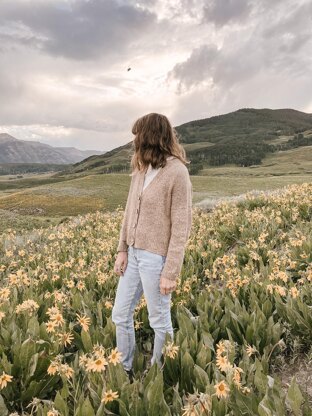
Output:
(125, 368), (134, 383)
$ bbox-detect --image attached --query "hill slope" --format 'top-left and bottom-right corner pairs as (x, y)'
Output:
(56, 108), (312, 177)
(0, 134), (106, 164)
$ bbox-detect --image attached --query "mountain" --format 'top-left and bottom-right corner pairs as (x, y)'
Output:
(55, 108), (312, 177)
(0, 134), (106, 164)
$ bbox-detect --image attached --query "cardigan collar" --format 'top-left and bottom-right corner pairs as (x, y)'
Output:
(138, 156), (177, 196)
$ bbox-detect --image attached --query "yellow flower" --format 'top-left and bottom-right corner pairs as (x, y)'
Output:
(51, 313), (64, 327)
(275, 285), (286, 297)
(77, 281), (86, 291)
(0, 372), (13, 389)
(46, 320), (57, 334)
(101, 389), (119, 404)
(76, 313), (91, 332)
(216, 340), (225, 355)
(87, 357), (108, 372)
(214, 380), (230, 399)
(104, 300), (113, 309)
(246, 344), (258, 357)
(216, 354), (232, 372)
(79, 354), (89, 368)
(93, 344), (106, 358)
(47, 409), (59, 416)
(46, 306), (60, 317)
(47, 362), (59, 376)
(15, 299), (39, 315)
(241, 386), (251, 394)
(232, 366), (244, 388)
(57, 332), (74, 347)
(134, 320), (143, 330)
(162, 341), (179, 359)
(290, 287), (299, 298)
(108, 348), (122, 366)
(60, 364), (74, 379)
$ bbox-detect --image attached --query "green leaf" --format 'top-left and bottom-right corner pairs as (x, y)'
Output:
(27, 316), (40, 337)
(27, 352), (39, 379)
(117, 399), (131, 416)
(286, 377), (304, 416)
(107, 363), (128, 390)
(258, 397), (274, 416)
(81, 330), (93, 352)
(81, 397), (95, 416)
(143, 363), (158, 390)
(232, 390), (259, 416)
(195, 343), (211, 369)
(171, 384), (183, 415)
(201, 331), (215, 352)
(0, 395), (8, 416)
(254, 359), (267, 394)
(20, 338), (36, 370)
(54, 391), (69, 416)
(145, 371), (170, 416)
(181, 351), (194, 392)
(194, 364), (209, 391)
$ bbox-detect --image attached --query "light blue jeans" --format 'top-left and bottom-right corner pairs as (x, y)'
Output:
(112, 245), (173, 371)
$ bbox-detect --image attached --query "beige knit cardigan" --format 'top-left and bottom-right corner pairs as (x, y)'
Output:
(117, 156), (193, 282)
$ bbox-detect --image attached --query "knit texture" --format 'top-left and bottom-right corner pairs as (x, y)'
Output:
(117, 156), (193, 281)
(143, 155), (175, 190)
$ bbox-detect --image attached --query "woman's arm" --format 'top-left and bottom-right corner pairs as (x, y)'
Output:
(117, 174), (135, 252)
(160, 168), (193, 282)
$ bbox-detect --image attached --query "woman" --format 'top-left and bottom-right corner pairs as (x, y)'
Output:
(112, 113), (193, 380)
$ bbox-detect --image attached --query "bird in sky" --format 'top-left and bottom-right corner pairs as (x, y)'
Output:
(127, 67), (131, 71)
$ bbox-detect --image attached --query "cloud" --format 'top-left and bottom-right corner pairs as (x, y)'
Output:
(167, 0), (312, 92)
(0, 0), (311, 151)
(202, 0), (251, 26)
(0, 0), (157, 60)
(166, 44), (218, 93)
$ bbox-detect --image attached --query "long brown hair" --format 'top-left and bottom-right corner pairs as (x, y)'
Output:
(130, 113), (190, 173)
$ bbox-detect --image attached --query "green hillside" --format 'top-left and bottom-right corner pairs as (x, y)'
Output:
(0, 145), (311, 233)
(54, 108), (312, 177)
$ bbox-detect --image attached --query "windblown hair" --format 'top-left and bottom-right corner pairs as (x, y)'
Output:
(130, 113), (190, 174)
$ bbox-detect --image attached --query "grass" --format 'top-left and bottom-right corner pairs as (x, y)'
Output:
(0, 174), (131, 232)
(194, 146), (312, 205)
(200, 146), (312, 177)
(0, 146), (311, 233)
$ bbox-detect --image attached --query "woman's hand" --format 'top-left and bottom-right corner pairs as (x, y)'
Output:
(114, 251), (128, 276)
(160, 277), (177, 295)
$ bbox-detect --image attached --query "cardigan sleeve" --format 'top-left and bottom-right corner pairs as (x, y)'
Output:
(117, 175), (134, 252)
(160, 169), (192, 282)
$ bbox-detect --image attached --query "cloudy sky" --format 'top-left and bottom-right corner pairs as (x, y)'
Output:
(0, 0), (311, 151)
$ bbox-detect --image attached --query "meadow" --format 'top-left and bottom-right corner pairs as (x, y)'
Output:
(0, 146), (311, 234)
(0, 182), (311, 415)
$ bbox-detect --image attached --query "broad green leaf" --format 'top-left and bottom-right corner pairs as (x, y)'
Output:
(286, 377), (304, 416)
(81, 329), (93, 352)
(258, 398), (274, 416)
(145, 371), (170, 416)
(54, 391), (69, 416)
(81, 397), (95, 416)
(194, 364), (209, 391)
(0, 395), (8, 416)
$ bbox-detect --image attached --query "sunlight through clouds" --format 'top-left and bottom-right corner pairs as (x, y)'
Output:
(0, 0), (311, 150)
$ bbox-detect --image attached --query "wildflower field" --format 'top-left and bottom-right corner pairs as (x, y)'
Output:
(0, 182), (311, 415)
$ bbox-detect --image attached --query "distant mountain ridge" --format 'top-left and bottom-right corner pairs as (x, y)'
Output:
(0, 134), (106, 164)
(56, 108), (312, 177)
